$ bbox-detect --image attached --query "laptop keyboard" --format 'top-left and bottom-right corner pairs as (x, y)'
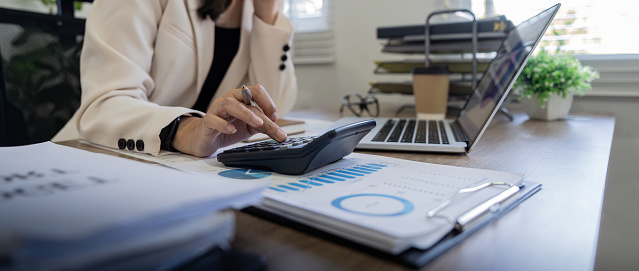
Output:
(372, 119), (450, 144)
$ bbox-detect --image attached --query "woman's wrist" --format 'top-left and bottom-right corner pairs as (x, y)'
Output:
(171, 115), (201, 154)
(159, 117), (181, 151)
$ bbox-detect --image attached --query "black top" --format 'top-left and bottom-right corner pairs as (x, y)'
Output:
(192, 26), (241, 112)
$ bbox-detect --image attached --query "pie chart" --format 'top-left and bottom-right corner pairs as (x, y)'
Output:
(218, 168), (271, 179)
(331, 193), (414, 217)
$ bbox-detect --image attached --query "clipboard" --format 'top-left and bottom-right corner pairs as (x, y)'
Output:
(242, 181), (541, 269)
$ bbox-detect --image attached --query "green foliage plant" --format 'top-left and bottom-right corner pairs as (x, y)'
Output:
(513, 49), (599, 107)
(40, 0), (83, 14)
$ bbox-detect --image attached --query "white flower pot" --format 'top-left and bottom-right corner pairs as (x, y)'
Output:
(521, 93), (573, 121)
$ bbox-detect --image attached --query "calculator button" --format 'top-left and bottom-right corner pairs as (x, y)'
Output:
(279, 144), (291, 150)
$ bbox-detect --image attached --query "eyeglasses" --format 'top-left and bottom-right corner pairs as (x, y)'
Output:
(339, 93), (379, 117)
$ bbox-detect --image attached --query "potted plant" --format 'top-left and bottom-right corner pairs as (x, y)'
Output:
(513, 49), (599, 120)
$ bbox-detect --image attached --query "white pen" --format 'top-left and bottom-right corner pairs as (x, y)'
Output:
(241, 85), (257, 107)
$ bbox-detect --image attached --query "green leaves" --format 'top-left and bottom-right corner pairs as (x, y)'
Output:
(514, 49), (599, 106)
(4, 27), (82, 143)
(39, 0), (84, 14)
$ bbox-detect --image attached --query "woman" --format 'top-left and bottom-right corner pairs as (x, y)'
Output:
(53, 0), (298, 157)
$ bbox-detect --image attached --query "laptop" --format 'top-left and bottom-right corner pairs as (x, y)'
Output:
(334, 4), (560, 154)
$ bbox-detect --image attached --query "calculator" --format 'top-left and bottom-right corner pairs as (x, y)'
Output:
(217, 119), (376, 175)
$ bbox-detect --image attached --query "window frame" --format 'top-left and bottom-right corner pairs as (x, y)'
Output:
(576, 54), (639, 97)
(282, 0), (335, 65)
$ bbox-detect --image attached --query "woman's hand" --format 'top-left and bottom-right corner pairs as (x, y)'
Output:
(171, 84), (287, 157)
(253, 0), (279, 25)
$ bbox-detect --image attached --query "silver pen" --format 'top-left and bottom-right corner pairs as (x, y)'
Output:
(241, 85), (257, 107)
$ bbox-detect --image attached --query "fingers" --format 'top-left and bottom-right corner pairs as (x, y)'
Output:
(207, 96), (264, 131)
(244, 110), (287, 142)
(232, 84), (278, 122)
(206, 92), (287, 142)
(202, 113), (239, 135)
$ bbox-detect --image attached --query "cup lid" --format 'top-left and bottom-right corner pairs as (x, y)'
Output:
(411, 66), (449, 75)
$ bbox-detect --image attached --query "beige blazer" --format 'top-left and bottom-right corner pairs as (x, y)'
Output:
(53, 0), (298, 156)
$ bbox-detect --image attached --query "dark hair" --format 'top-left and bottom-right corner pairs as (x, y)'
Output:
(198, 0), (233, 20)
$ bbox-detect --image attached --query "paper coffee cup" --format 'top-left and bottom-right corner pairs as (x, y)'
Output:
(411, 66), (450, 120)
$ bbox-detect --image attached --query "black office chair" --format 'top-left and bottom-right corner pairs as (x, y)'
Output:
(0, 0), (92, 146)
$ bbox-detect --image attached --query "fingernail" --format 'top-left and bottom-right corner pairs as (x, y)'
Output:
(270, 112), (278, 122)
(276, 129), (287, 141)
(226, 125), (237, 134)
(252, 116), (263, 126)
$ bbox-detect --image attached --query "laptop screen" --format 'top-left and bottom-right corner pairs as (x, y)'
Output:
(457, 4), (559, 150)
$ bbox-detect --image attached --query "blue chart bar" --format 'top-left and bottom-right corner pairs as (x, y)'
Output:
(320, 174), (346, 181)
(270, 164), (388, 192)
(310, 177), (334, 183)
(344, 168), (372, 174)
(337, 170), (364, 177)
(326, 172), (355, 179)
(278, 185), (299, 191)
(300, 180), (323, 186)
(360, 165), (382, 170)
(353, 166), (376, 172)
(288, 182), (311, 189)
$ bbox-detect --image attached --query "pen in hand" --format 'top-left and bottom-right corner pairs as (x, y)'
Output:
(240, 85), (286, 142)
(241, 85), (257, 107)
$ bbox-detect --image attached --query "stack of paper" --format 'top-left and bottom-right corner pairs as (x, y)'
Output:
(0, 142), (266, 270)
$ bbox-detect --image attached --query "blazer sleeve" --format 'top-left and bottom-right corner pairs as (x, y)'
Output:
(247, 13), (298, 116)
(76, 0), (200, 156)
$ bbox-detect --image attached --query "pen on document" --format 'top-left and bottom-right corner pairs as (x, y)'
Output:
(241, 85), (257, 107)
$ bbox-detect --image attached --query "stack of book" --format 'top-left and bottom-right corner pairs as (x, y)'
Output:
(371, 15), (514, 98)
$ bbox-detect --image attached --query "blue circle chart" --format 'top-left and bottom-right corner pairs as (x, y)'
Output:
(331, 193), (414, 217)
(218, 168), (271, 179)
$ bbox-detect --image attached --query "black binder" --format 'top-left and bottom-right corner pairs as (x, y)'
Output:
(377, 15), (514, 40)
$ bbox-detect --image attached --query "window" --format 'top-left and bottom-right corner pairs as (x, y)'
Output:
(283, 0), (329, 33)
(471, 0), (639, 96)
(473, 0), (638, 54)
(282, 0), (334, 64)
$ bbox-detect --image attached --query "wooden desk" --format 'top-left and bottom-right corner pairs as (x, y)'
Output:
(60, 108), (614, 271)
(231, 109), (615, 271)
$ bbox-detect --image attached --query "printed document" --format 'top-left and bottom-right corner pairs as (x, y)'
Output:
(130, 150), (524, 254)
